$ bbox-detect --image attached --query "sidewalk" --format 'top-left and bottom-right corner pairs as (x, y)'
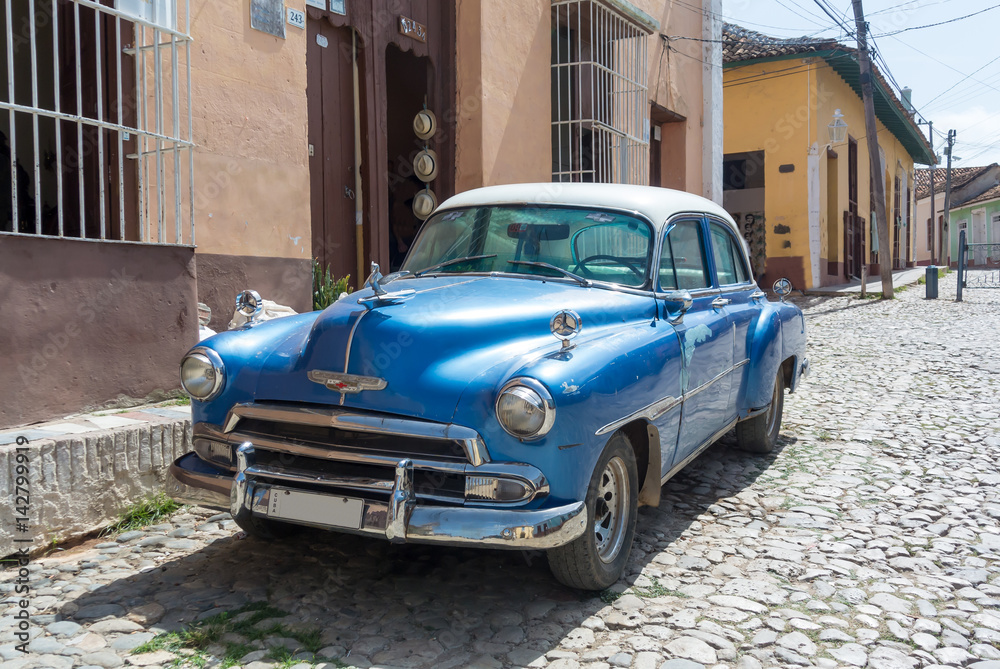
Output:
(0, 400), (193, 556)
(805, 266), (928, 295)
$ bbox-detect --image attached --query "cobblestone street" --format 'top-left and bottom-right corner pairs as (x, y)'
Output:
(4, 272), (1000, 669)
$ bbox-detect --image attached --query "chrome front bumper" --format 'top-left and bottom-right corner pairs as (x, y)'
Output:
(168, 446), (588, 550)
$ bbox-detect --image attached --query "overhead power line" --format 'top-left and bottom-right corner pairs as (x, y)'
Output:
(871, 4), (1000, 38)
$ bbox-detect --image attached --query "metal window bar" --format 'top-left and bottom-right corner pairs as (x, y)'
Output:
(0, 0), (194, 245)
(551, 0), (650, 185)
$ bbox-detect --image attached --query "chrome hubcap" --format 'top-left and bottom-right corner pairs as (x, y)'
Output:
(593, 456), (630, 563)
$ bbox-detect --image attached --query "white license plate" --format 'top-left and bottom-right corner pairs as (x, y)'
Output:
(267, 488), (364, 529)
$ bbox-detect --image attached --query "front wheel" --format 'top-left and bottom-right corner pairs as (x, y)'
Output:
(736, 368), (785, 453)
(548, 433), (638, 590)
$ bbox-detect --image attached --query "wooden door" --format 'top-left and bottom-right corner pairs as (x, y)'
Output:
(308, 18), (361, 281)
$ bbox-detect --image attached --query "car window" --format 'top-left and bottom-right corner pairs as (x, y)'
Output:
(709, 223), (746, 285)
(402, 205), (653, 287)
(658, 219), (709, 291)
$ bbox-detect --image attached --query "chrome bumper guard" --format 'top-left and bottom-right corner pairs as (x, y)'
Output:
(169, 444), (588, 550)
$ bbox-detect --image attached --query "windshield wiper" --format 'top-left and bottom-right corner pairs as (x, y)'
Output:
(413, 254), (497, 276)
(506, 260), (592, 287)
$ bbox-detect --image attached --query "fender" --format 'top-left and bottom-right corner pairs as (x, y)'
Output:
(742, 305), (783, 412)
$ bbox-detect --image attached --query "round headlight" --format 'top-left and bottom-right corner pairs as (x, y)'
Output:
(495, 378), (555, 440)
(179, 348), (225, 401)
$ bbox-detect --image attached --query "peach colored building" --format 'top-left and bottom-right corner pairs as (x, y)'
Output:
(0, 0), (722, 428)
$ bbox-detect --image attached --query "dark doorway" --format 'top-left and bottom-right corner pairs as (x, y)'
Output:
(845, 136), (862, 279)
(384, 44), (429, 272)
(307, 17), (367, 284)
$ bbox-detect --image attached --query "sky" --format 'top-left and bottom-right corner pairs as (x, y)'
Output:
(722, 0), (1000, 168)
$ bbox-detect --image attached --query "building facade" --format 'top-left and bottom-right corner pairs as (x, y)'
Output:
(1, 0), (721, 429)
(721, 25), (934, 290)
(950, 184), (1000, 267)
(914, 164), (1000, 267)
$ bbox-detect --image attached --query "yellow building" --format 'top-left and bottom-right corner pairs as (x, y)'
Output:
(722, 25), (934, 290)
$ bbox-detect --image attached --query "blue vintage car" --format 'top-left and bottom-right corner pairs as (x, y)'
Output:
(169, 183), (807, 590)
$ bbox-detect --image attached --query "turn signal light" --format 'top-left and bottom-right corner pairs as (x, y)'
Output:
(465, 476), (533, 503)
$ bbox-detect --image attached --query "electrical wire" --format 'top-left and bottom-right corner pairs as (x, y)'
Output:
(871, 4), (1000, 38)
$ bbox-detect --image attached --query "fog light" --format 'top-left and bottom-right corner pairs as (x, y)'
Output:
(194, 438), (234, 469)
(465, 476), (533, 503)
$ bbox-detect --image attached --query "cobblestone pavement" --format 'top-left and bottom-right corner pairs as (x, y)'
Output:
(4, 272), (1000, 669)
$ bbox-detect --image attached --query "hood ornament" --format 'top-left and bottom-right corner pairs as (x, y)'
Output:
(308, 370), (387, 405)
(360, 262), (415, 307)
(550, 310), (582, 349)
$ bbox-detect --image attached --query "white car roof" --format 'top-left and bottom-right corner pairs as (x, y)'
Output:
(436, 183), (738, 234)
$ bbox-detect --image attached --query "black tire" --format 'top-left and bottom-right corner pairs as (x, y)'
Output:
(231, 504), (300, 540)
(548, 432), (639, 591)
(736, 368), (785, 454)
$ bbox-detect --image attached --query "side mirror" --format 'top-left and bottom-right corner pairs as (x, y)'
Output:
(662, 290), (693, 325)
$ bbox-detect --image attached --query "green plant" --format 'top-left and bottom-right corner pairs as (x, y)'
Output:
(133, 602), (326, 669)
(163, 396), (191, 406)
(599, 588), (623, 604)
(312, 259), (350, 311)
(918, 275), (925, 285)
(102, 493), (180, 536)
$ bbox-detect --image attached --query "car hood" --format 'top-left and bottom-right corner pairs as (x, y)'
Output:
(253, 275), (655, 424)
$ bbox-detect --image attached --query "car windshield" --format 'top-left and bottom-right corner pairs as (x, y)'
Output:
(401, 205), (653, 288)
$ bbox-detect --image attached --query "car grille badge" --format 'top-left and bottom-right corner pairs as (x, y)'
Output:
(308, 370), (387, 405)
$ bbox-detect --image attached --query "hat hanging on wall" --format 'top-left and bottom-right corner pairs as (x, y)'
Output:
(412, 189), (437, 220)
(413, 149), (439, 183)
(413, 109), (437, 140)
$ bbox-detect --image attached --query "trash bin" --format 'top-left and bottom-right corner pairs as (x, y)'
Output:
(925, 265), (938, 299)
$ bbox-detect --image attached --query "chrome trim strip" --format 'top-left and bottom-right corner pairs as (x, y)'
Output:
(595, 359), (749, 437)
(244, 464), (395, 493)
(683, 364), (734, 401)
(223, 403), (491, 466)
(661, 417), (739, 484)
(342, 308), (368, 380)
(229, 432), (469, 473)
(596, 394), (682, 436)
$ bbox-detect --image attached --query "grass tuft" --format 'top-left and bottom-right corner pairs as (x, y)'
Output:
(133, 601), (326, 669)
(102, 493), (180, 536)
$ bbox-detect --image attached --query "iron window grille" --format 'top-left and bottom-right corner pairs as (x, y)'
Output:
(551, 0), (650, 185)
(0, 0), (194, 245)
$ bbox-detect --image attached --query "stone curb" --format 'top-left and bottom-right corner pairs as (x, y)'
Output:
(0, 416), (192, 556)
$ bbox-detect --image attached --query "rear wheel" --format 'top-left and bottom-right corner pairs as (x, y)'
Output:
(548, 433), (638, 590)
(736, 368), (785, 453)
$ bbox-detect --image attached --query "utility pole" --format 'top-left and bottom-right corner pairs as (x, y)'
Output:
(927, 121), (936, 265)
(942, 129), (956, 267)
(852, 0), (894, 298)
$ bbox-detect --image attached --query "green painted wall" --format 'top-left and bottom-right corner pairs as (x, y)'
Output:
(950, 198), (1000, 264)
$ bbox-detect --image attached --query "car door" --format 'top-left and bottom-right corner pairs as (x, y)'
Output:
(707, 219), (757, 412)
(658, 217), (733, 473)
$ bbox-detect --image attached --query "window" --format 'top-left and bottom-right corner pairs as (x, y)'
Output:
(0, 0), (194, 244)
(551, 0), (652, 185)
(658, 219), (708, 291)
(710, 222), (749, 285)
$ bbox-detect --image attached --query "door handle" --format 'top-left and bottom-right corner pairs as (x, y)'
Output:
(711, 297), (731, 309)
